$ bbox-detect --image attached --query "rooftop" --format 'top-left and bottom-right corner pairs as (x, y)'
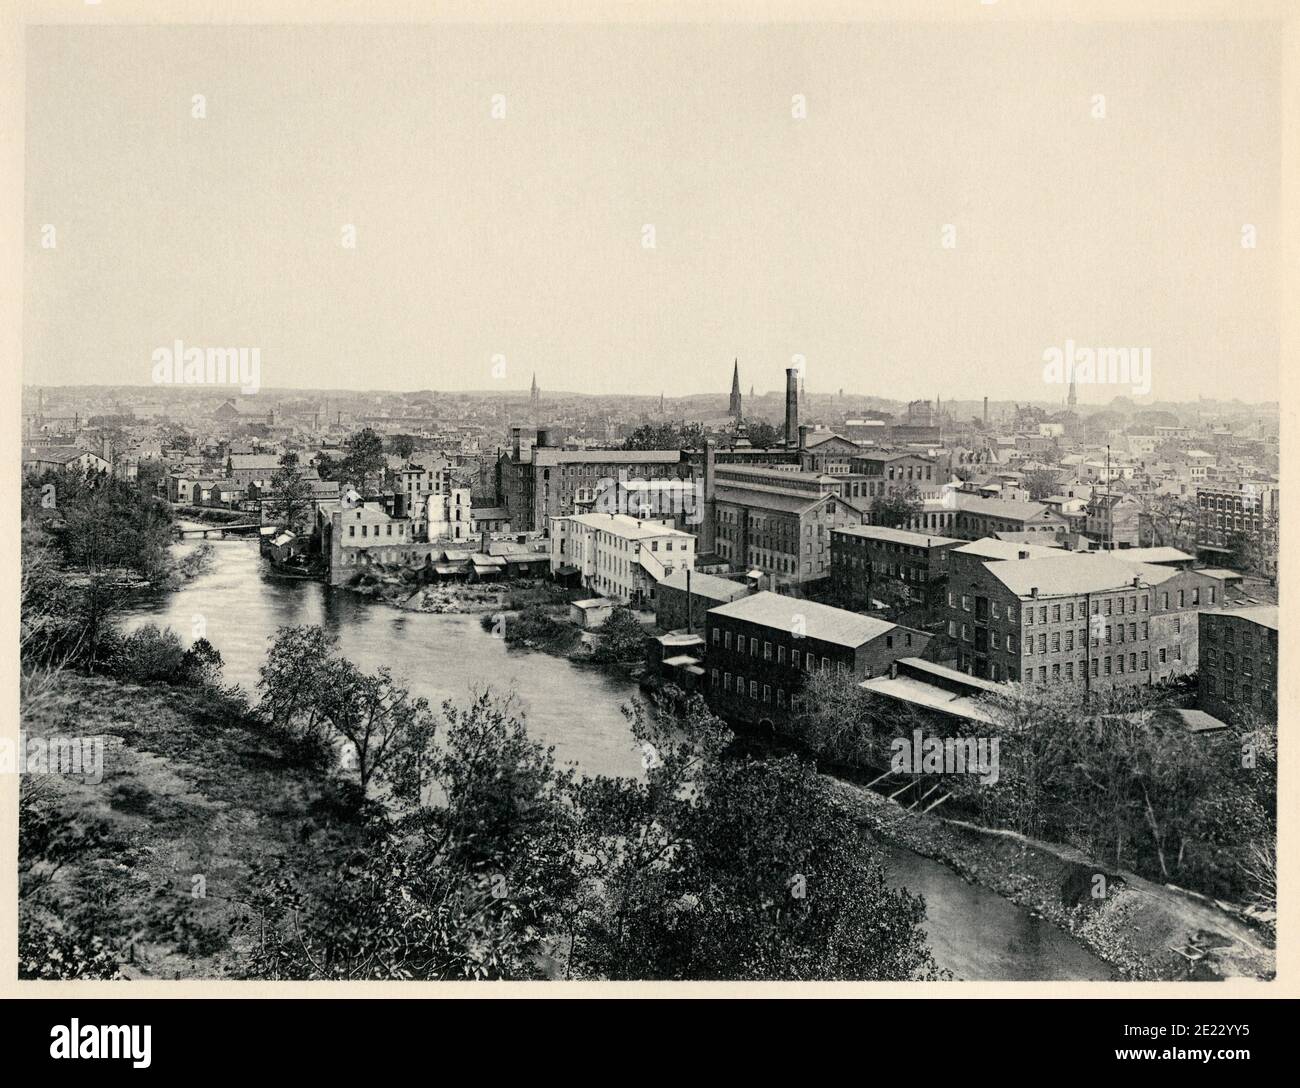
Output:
(1204, 604), (1279, 630)
(1111, 547), (1194, 565)
(532, 448), (683, 466)
(833, 525), (961, 548)
(953, 538), (1063, 561)
(984, 554), (1169, 598)
(658, 568), (751, 601)
(707, 591), (897, 649)
(564, 512), (695, 541)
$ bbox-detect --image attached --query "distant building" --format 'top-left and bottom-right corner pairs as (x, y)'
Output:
(1196, 481), (1279, 575)
(1084, 491), (1142, 549)
(655, 568), (750, 632)
(496, 428), (692, 532)
(21, 446), (111, 476)
(549, 512), (696, 606)
(323, 501), (417, 586)
(711, 466), (866, 588)
(1198, 605), (1277, 726)
(901, 493), (1069, 540)
(830, 525), (962, 623)
(703, 591), (931, 724)
(943, 550), (1223, 686)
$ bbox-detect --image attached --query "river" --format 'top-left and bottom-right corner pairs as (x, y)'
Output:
(120, 535), (1113, 981)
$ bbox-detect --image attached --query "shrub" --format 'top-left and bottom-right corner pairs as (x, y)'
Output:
(110, 624), (187, 684)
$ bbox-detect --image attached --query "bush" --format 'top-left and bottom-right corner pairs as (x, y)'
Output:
(111, 624), (186, 683)
(592, 607), (648, 664)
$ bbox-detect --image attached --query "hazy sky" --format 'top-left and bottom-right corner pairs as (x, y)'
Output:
(24, 21), (1280, 404)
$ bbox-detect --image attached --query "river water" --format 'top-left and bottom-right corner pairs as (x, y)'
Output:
(119, 536), (1112, 981)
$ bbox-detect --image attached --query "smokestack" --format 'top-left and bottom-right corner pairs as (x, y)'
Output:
(785, 367), (799, 447)
(798, 424), (810, 451)
(983, 396), (988, 426)
(511, 426), (522, 460)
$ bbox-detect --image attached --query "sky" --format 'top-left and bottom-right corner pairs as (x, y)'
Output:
(23, 21), (1281, 404)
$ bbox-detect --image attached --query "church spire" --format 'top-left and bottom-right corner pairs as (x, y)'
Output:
(729, 359), (742, 419)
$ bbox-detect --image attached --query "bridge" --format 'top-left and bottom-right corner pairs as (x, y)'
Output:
(175, 522), (265, 540)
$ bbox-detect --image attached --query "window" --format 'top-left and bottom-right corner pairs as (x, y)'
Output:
(792, 650), (801, 669)
(764, 641), (772, 660)
(711, 669), (719, 688)
(724, 631), (731, 650)
(712, 627), (720, 644)
(821, 656), (831, 672)
(724, 672), (732, 691)
(751, 640), (759, 657)
(737, 635), (746, 654)
(778, 646), (786, 665)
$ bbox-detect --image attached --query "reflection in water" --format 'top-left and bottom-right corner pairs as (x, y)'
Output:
(120, 538), (1113, 980)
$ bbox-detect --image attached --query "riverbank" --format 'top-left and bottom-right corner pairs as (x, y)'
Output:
(831, 777), (1274, 981)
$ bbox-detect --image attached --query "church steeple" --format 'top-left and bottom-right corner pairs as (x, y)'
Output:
(1068, 372), (1078, 410)
(729, 359), (742, 419)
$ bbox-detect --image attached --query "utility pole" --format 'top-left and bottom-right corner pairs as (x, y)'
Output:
(1106, 444), (1112, 551)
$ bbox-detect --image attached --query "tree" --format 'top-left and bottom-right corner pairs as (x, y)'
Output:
(268, 452), (314, 534)
(744, 419), (780, 448)
(565, 697), (944, 981)
(238, 691), (576, 981)
(338, 428), (386, 489)
(870, 486), (923, 529)
(258, 626), (438, 798)
(309, 660), (436, 801)
(387, 434), (417, 460)
(1023, 468), (1059, 501)
(592, 607), (647, 664)
(622, 422), (704, 451)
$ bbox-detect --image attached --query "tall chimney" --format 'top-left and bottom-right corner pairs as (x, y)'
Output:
(511, 426), (522, 460)
(798, 424), (810, 451)
(785, 367), (799, 447)
(983, 396), (989, 426)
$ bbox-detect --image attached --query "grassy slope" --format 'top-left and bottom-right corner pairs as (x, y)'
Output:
(23, 674), (361, 979)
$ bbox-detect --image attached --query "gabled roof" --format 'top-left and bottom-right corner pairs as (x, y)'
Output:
(707, 591), (898, 649)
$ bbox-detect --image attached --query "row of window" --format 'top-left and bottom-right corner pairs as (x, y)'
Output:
(712, 670), (788, 707)
(348, 521), (407, 538)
